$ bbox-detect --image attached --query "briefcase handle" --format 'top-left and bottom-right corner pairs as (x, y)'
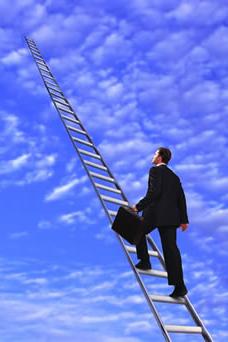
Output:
(121, 205), (144, 221)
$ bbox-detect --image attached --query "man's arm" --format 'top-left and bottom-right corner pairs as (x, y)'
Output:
(135, 167), (162, 212)
(178, 181), (189, 224)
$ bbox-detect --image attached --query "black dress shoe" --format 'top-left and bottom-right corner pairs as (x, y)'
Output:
(135, 260), (152, 270)
(169, 284), (188, 298)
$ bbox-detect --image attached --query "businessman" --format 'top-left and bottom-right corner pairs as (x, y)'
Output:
(132, 147), (189, 298)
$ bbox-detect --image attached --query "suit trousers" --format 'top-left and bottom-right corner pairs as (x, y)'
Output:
(136, 221), (185, 286)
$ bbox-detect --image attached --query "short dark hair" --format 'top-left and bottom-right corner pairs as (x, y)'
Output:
(157, 147), (172, 164)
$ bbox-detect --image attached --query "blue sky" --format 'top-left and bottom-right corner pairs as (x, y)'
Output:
(0, 0), (227, 341)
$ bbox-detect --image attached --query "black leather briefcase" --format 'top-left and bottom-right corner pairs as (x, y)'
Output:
(111, 206), (145, 245)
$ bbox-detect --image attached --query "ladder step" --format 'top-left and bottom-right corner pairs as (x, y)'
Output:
(31, 48), (40, 53)
(56, 103), (74, 114)
(61, 115), (80, 124)
(66, 125), (87, 135)
(95, 182), (122, 194)
(137, 269), (168, 278)
(39, 66), (49, 73)
(45, 80), (59, 88)
(47, 85), (63, 94)
(89, 171), (115, 183)
(165, 325), (203, 334)
(33, 51), (42, 57)
(43, 74), (55, 81)
(34, 56), (44, 62)
(33, 52), (42, 58)
(41, 69), (52, 76)
(84, 161), (107, 170)
(53, 97), (69, 106)
(126, 246), (159, 257)
(101, 194), (129, 206)
(47, 83), (61, 92)
(73, 137), (93, 147)
(108, 210), (118, 217)
(37, 61), (46, 67)
(49, 91), (65, 100)
(78, 148), (101, 159)
(30, 47), (40, 53)
(150, 294), (185, 304)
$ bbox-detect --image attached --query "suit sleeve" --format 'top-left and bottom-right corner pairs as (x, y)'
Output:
(178, 181), (189, 224)
(135, 167), (162, 212)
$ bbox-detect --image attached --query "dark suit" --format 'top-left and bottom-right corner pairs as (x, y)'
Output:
(135, 164), (189, 286)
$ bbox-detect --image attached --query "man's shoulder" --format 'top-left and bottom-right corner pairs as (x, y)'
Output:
(158, 165), (180, 180)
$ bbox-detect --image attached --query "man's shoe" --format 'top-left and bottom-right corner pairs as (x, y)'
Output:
(169, 284), (188, 298)
(135, 260), (151, 270)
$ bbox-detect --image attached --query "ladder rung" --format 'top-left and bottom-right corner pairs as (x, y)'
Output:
(78, 148), (101, 159)
(34, 56), (44, 62)
(73, 137), (93, 147)
(45, 80), (59, 87)
(55, 103), (74, 114)
(41, 69), (52, 76)
(30, 46), (39, 52)
(47, 85), (63, 94)
(32, 51), (41, 57)
(30, 47), (39, 52)
(84, 161), (107, 170)
(137, 269), (168, 278)
(49, 91), (65, 100)
(61, 115), (80, 124)
(150, 294), (185, 304)
(32, 51), (42, 57)
(94, 182), (121, 194)
(165, 325), (203, 334)
(126, 246), (159, 257)
(37, 60), (46, 67)
(101, 194), (128, 206)
(67, 125), (87, 135)
(108, 210), (118, 217)
(89, 171), (115, 182)
(53, 97), (69, 106)
(47, 83), (61, 92)
(43, 74), (55, 81)
(39, 66), (49, 72)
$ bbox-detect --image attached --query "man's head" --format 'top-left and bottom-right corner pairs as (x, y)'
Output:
(152, 147), (172, 165)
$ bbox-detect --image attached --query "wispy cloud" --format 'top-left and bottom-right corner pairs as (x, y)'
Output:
(0, 153), (31, 174)
(1, 0), (228, 341)
(0, 255), (226, 341)
(45, 175), (87, 201)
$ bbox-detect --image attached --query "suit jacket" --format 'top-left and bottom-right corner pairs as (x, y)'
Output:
(135, 164), (189, 227)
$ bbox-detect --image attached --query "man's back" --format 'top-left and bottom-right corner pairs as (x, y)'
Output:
(142, 165), (189, 227)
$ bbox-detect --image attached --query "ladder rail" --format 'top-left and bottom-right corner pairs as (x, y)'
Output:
(147, 235), (213, 341)
(25, 37), (214, 342)
(115, 232), (172, 342)
(26, 38), (128, 222)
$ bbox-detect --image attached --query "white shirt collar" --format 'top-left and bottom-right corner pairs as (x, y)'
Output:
(156, 162), (167, 167)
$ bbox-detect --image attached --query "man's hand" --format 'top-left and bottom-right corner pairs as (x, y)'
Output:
(131, 205), (138, 213)
(180, 223), (188, 231)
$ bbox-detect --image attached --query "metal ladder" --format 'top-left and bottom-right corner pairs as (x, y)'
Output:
(25, 37), (213, 342)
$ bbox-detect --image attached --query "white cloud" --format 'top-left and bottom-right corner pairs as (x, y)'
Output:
(58, 208), (96, 225)
(9, 231), (29, 239)
(1, 48), (28, 65)
(45, 176), (88, 201)
(0, 255), (226, 342)
(0, 153), (31, 174)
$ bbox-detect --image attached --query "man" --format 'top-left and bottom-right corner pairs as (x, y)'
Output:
(132, 147), (189, 298)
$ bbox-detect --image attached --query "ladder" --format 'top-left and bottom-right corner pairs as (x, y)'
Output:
(25, 37), (213, 342)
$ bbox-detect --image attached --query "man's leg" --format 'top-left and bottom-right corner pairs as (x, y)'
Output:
(136, 220), (156, 262)
(158, 226), (185, 286)
(136, 235), (150, 261)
